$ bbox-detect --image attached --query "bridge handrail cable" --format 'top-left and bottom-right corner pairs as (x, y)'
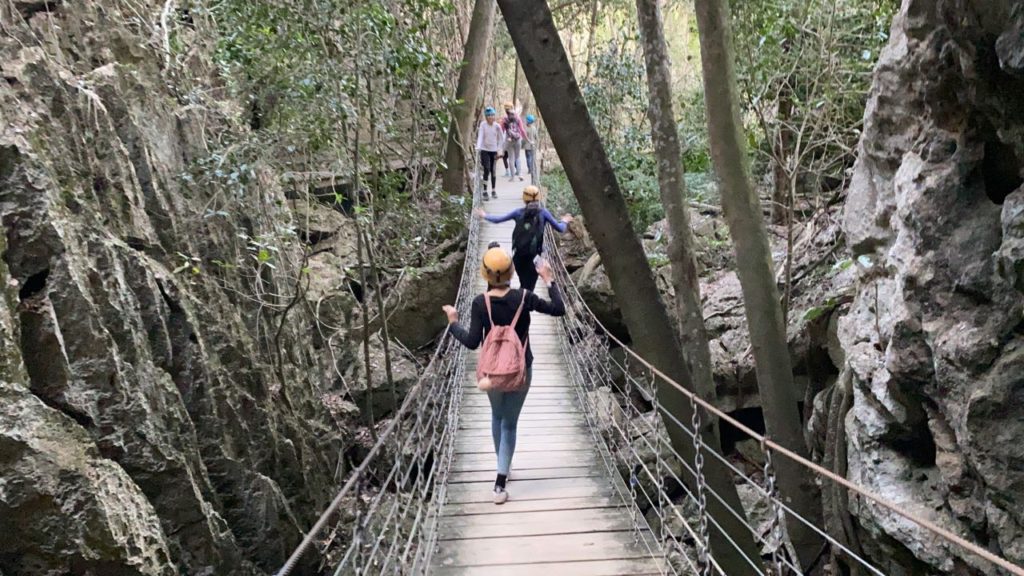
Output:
(276, 165), (483, 576)
(543, 229), (1024, 576)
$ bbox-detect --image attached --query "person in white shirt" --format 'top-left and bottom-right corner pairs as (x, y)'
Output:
(476, 106), (504, 199)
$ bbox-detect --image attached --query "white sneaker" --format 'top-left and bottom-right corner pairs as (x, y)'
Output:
(493, 487), (508, 505)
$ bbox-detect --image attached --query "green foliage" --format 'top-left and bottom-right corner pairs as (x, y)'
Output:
(802, 297), (838, 321)
(647, 254), (670, 268)
(540, 166), (578, 217)
(576, 31), (665, 231)
(607, 126), (663, 230)
(172, 252), (203, 279)
(732, 0), (897, 195)
(677, 89), (712, 173)
(210, 0), (455, 159)
(546, 6), (721, 232)
(551, 0), (896, 217)
(370, 177), (470, 265)
(179, 0), (468, 298)
(547, 20), (725, 233)
(833, 258), (854, 272)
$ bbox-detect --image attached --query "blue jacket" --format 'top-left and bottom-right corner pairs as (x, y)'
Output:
(484, 207), (568, 233)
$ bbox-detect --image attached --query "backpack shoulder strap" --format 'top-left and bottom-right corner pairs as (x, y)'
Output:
(510, 290), (529, 326)
(483, 293), (495, 326)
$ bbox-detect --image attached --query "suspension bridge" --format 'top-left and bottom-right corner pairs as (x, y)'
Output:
(276, 160), (1024, 576)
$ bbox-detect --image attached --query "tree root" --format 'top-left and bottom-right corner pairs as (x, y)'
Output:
(823, 369), (866, 575)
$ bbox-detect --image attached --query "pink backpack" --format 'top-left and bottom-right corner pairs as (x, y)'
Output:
(476, 291), (529, 392)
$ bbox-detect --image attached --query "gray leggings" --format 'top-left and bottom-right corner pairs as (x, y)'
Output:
(505, 139), (522, 175)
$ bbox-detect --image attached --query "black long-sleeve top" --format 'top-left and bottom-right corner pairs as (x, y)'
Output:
(449, 284), (565, 366)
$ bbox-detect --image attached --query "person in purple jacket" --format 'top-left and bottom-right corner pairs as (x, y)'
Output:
(475, 185), (574, 290)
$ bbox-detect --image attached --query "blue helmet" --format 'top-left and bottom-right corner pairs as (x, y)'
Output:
(484, 107), (496, 117)
(526, 114), (536, 124)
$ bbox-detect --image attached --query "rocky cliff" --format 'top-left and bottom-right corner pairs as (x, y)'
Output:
(833, 0), (1024, 572)
(0, 2), (459, 575)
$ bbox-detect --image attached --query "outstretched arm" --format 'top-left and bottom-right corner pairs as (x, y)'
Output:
(527, 260), (566, 317)
(446, 299), (485, 349)
(483, 208), (523, 224)
(541, 208), (569, 233)
(527, 284), (565, 317)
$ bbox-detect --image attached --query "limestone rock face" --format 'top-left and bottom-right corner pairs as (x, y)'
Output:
(837, 1), (1024, 571)
(343, 334), (420, 424)
(292, 199), (360, 332)
(0, 380), (176, 576)
(387, 237), (466, 350)
(563, 206), (852, 412)
(0, 253), (173, 576)
(0, 4), (346, 574)
(571, 261), (630, 343)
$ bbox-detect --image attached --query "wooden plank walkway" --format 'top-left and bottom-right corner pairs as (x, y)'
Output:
(431, 158), (661, 575)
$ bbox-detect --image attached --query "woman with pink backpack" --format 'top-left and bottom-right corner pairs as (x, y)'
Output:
(442, 242), (565, 504)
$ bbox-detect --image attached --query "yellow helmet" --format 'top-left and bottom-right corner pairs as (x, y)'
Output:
(503, 101), (514, 110)
(522, 185), (540, 203)
(480, 246), (514, 286)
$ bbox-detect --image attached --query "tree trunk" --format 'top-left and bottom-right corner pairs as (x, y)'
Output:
(520, 87), (533, 117)
(771, 88), (793, 225)
(442, 0), (497, 196)
(692, 0), (825, 569)
(512, 59), (520, 107)
(495, 2), (760, 573)
(634, 0), (719, 468)
(584, 0), (599, 82)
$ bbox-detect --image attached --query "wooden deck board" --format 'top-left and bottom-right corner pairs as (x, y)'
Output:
(432, 559), (663, 576)
(433, 532), (656, 568)
(444, 495), (624, 516)
(440, 514), (638, 540)
(451, 449), (596, 466)
(431, 172), (659, 574)
(447, 465), (600, 484)
(455, 432), (592, 450)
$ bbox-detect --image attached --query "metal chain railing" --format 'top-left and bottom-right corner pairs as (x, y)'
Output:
(275, 168), (483, 576)
(543, 227), (1024, 576)
(690, 397), (713, 576)
(762, 440), (786, 576)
